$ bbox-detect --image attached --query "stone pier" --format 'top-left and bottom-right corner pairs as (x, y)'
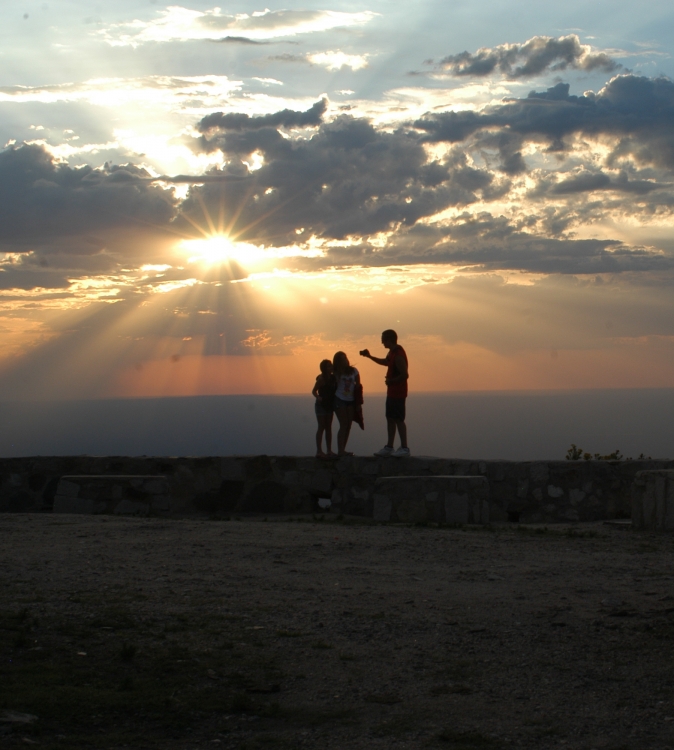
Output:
(1, 454), (672, 523)
(631, 470), (674, 530)
(371, 476), (489, 524)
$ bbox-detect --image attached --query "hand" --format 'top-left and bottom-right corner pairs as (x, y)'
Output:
(385, 377), (391, 386)
(359, 349), (370, 358)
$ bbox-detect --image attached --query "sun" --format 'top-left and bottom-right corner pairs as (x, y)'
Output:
(181, 236), (265, 266)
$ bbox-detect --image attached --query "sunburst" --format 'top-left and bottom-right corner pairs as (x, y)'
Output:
(181, 235), (265, 266)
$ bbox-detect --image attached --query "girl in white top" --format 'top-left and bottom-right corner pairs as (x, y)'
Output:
(332, 351), (360, 456)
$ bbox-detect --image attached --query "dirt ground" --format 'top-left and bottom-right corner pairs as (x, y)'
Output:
(1, 514), (674, 750)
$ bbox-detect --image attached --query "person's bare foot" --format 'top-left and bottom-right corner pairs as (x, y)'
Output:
(338, 451), (354, 457)
(316, 451), (327, 459)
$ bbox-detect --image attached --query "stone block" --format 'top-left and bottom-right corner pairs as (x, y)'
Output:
(666, 481), (674, 531)
(240, 480), (287, 513)
(351, 487), (369, 501)
(284, 487), (313, 513)
(53, 496), (106, 514)
(244, 455), (273, 479)
(151, 496), (171, 512)
(569, 489), (585, 506)
(547, 485), (564, 498)
(114, 499), (150, 515)
(632, 470), (674, 530)
(283, 471), (300, 485)
(530, 463), (549, 483)
(489, 463), (506, 482)
(331, 489), (344, 512)
(144, 479), (169, 495)
(397, 495), (430, 523)
(560, 508), (580, 522)
(0, 489), (38, 513)
(372, 494), (392, 522)
(220, 458), (246, 480)
(53, 475), (167, 515)
(375, 475), (489, 525)
(309, 471), (333, 494)
(57, 479), (80, 498)
(445, 493), (469, 524)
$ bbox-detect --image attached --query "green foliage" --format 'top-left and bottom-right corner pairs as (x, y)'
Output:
(565, 444), (624, 461)
(565, 443), (583, 460)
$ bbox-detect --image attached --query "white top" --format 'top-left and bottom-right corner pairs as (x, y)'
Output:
(335, 368), (359, 401)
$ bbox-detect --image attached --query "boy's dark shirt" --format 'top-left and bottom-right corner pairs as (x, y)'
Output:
(385, 345), (408, 398)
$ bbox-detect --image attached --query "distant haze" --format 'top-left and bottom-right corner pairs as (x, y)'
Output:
(1, 389), (672, 461)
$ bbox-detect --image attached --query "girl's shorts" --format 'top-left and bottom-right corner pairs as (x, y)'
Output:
(315, 400), (334, 417)
(333, 396), (354, 410)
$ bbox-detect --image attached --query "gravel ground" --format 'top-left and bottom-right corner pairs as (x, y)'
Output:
(1, 514), (674, 750)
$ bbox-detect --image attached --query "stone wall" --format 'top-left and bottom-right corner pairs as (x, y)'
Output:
(1, 454), (673, 522)
(631, 470), (674, 530)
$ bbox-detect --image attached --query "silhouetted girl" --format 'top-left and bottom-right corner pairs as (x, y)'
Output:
(312, 359), (337, 458)
(332, 351), (360, 456)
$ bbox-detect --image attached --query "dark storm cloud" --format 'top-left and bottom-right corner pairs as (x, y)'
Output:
(433, 35), (621, 79)
(415, 76), (674, 171)
(197, 99), (327, 134)
(0, 144), (177, 251)
(183, 116), (493, 243)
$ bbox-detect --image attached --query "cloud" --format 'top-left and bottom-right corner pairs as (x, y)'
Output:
(3, 72), (674, 297)
(184, 113), (493, 245)
(433, 35), (621, 79)
(269, 51), (370, 71)
(212, 36), (268, 45)
(0, 144), (177, 254)
(415, 75), (674, 171)
(100, 6), (378, 46)
(545, 170), (669, 195)
(197, 99), (328, 134)
(381, 212), (674, 275)
(0, 75), (243, 109)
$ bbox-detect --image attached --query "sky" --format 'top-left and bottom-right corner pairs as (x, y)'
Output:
(2, 1), (674, 400)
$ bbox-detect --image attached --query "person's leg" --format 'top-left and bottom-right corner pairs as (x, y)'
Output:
(342, 405), (354, 454)
(337, 405), (354, 455)
(316, 414), (327, 457)
(386, 417), (397, 447)
(335, 406), (347, 455)
(396, 419), (408, 449)
(325, 412), (335, 455)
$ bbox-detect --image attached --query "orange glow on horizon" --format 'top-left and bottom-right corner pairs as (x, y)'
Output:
(108, 338), (674, 399)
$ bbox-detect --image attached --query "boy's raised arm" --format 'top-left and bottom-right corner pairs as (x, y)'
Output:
(360, 349), (387, 366)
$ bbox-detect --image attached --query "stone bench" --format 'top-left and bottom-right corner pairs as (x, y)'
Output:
(372, 475), (489, 524)
(53, 475), (170, 516)
(631, 470), (674, 530)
